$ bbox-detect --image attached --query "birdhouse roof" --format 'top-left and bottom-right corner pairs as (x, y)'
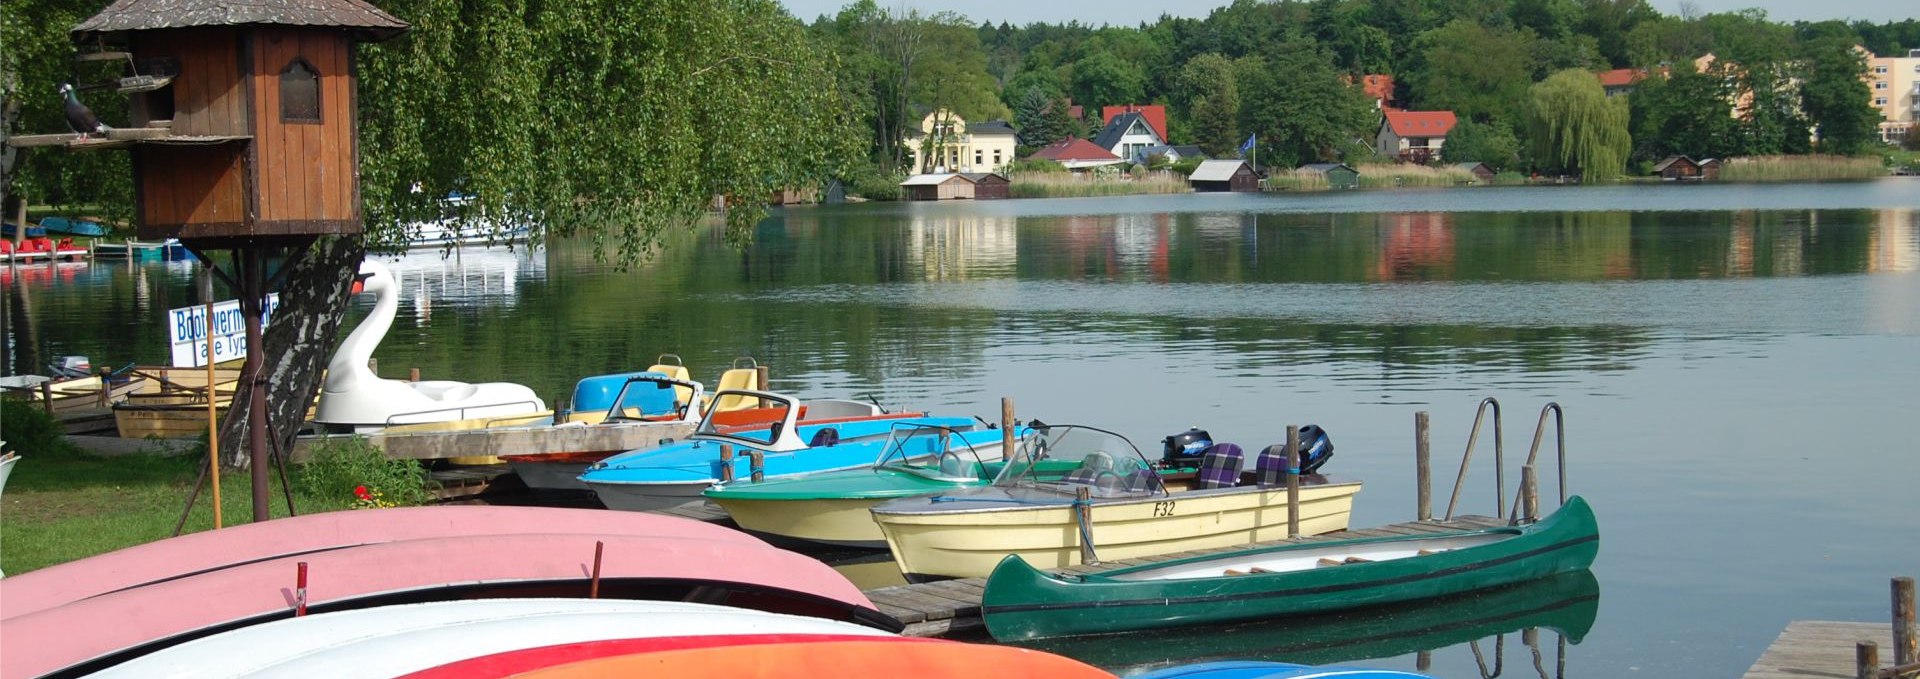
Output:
(74, 0), (409, 42)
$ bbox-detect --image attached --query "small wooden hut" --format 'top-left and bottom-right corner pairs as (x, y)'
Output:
(900, 173), (975, 201)
(1698, 158), (1723, 181)
(1452, 162), (1496, 183)
(961, 172), (1009, 200)
(1299, 163), (1361, 190)
(1653, 156), (1702, 181)
(1189, 160), (1259, 192)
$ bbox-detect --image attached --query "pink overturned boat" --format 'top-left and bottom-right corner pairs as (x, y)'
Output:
(2, 529), (893, 678)
(86, 599), (898, 679)
(0, 505), (760, 621)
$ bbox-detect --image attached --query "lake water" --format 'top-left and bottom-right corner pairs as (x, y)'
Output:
(6, 180), (1919, 678)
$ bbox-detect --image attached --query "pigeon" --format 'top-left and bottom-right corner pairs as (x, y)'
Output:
(59, 83), (110, 140)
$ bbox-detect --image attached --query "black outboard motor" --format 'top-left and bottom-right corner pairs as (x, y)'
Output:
(1161, 428), (1214, 469)
(1296, 424), (1335, 474)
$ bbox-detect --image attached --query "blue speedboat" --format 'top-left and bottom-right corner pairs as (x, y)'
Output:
(37, 216), (109, 237)
(579, 389), (977, 511)
(1133, 661), (1434, 679)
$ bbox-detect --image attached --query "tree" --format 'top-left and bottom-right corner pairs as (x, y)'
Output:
(1442, 119), (1523, 170)
(0, 0), (134, 225)
(1798, 37), (1880, 155)
(1526, 68), (1630, 180)
(1406, 20), (1537, 125)
(1178, 53), (1241, 157)
(1628, 63), (1740, 162)
(1070, 49), (1146, 109)
(1575, 0), (1654, 67)
(1013, 87), (1071, 152)
(1237, 42), (1375, 168)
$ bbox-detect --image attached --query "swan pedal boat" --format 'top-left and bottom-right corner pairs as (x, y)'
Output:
(579, 389), (968, 512)
(981, 496), (1599, 640)
(85, 599), (893, 679)
(869, 424), (1364, 581)
(703, 422), (1036, 547)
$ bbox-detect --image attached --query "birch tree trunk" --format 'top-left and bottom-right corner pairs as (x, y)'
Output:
(218, 237), (365, 468)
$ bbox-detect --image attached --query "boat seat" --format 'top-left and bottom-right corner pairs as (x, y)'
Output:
(937, 452), (974, 478)
(808, 428), (840, 447)
(1193, 443), (1244, 490)
(1255, 444), (1291, 488)
(644, 362), (693, 405)
(1060, 451), (1116, 486)
(711, 364), (762, 412)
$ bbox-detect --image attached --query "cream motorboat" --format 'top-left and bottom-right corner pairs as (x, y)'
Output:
(312, 260), (544, 432)
(869, 424), (1363, 581)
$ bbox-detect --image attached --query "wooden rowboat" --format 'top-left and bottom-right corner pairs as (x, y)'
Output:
(8, 372), (151, 415)
(980, 496), (1598, 640)
(87, 599), (895, 679)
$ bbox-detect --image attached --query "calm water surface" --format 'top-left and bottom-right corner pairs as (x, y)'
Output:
(6, 180), (1919, 678)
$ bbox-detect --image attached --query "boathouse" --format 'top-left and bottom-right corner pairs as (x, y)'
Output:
(961, 173), (1010, 200)
(1188, 160), (1259, 192)
(1653, 155), (1703, 180)
(1452, 162), (1496, 183)
(900, 173), (974, 201)
(1699, 158), (1723, 181)
(1298, 163), (1361, 190)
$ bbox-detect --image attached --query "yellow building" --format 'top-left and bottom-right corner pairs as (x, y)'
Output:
(905, 109), (1017, 174)
(1866, 49), (1920, 143)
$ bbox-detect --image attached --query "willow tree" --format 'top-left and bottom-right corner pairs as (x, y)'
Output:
(1526, 69), (1630, 181)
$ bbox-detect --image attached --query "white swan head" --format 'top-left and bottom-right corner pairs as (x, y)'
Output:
(351, 259), (397, 297)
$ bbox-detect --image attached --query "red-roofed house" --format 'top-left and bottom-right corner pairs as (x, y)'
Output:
(1596, 68), (1647, 97)
(1377, 110), (1458, 164)
(1031, 137), (1125, 171)
(1101, 105), (1168, 142)
(1361, 74), (1396, 110)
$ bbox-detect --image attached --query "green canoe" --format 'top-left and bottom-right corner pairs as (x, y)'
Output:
(981, 495), (1599, 640)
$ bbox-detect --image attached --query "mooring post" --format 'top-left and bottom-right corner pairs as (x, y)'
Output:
(719, 444), (735, 483)
(1075, 485), (1098, 565)
(1857, 640), (1879, 679)
(96, 368), (110, 408)
(1286, 424), (1301, 539)
(1521, 464), (1540, 523)
(39, 381), (52, 415)
(295, 562), (309, 616)
(1415, 411), (1432, 521)
(1001, 397), (1016, 456)
(749, 451), (765, 483)
(1416, 651), (1432, 673)
(756, 365), (769, 391)
(204, 274), (221, 530)
(1895, 576), (1916, 668)
(589, 541), (605, 599)
(408, 367), (420, 382)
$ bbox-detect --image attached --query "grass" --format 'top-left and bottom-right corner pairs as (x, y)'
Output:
(1716, 155), (1887, 182)
(1008, 171), (1190, 198)
(1262, 170), (1330, 191)
(0, 451), (354, 574)
(1355, 164), (1479, 188)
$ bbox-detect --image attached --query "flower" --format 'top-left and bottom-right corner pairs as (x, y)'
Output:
(353, 485), (371, 501)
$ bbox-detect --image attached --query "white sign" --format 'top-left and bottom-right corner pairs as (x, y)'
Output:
(168, 294), (281, 367)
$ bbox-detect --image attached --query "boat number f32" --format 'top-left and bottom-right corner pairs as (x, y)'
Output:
(1152, 501), (1177, 517)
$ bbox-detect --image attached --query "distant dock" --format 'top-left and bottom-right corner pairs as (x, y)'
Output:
(1742, 577), (1916, 679)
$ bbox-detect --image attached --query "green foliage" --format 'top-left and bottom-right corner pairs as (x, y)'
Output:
(1178, 53), (1241, 158)
(1237, 42), (1375, 169)
(1407, 20), (1537, 125)
(0, 0), (134, 222)
(1442, 120), (1523, 171)
(0, 400), (85, 459)
(1169, 157), (1205, 176)
(843, 165), (903, 200)
(297, 437), (434, 507)
(1070, 49), (1146, 110)
(1006, 157), (1067, 174)
(1526, 68), (1631, 181)
(1013, 87), (1074, 151)
(1797, 37), (1881, 156)
(1629, 64), (1741, 161)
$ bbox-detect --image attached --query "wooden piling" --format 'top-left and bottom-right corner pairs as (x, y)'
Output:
(589, 541), (605, 599)
(1001, 397), (1015, 456)
(1520, 464), (1539, 523)
(1075, 486), (1097, 565)
(1415, 411), (1431, 521)
(719, 444), (735, 483)
(204, 276), (221, 529)
(1285, 424), (1301, 539)
(1857, 640), (1879, 679)
(1896, 577), (1916, 668)
(40, 381), (53, 415)
(749, 451), (765, 483)
(409, 367), (420, 382)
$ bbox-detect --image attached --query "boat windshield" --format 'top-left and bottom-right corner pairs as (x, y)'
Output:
(601, 375), (700, 422)
(993, 424), (1164, 497)
(693, 391), (795, 448)
(875, 423), (986, 481)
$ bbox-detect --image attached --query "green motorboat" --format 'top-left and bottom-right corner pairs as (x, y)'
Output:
(981, 495), (1599, 640)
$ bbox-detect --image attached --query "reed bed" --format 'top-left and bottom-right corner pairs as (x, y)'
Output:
(1008, 171), (1190, 198)
(1356, 164), (1479, 188)
(1261, 170), (1329, 191)
(1716, 155), (1886, 182)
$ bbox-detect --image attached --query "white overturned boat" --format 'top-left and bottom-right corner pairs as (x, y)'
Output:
(84, 598), (892, 679)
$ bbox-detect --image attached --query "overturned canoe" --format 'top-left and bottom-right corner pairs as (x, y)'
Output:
(982, 496), (1598, 640)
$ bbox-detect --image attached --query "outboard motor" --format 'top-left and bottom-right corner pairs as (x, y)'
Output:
(1160, 427), (1214, 469)
(1297, 424), (1335, 474)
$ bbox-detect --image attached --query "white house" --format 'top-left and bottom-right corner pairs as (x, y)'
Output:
(1093, 111), (1168, 163)
(1376, 110), (1457, 163)
(905, 110), (1018, 174)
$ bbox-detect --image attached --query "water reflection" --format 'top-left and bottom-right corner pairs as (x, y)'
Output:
(1016, 571), (1598, 677)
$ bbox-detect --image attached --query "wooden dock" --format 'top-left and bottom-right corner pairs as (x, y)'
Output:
(290, 420), (696, 462)
(1743, 621), (1898, 679)
(863, 515), (1511, 638)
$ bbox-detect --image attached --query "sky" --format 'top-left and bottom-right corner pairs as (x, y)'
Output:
(776, 0), (1914, 26)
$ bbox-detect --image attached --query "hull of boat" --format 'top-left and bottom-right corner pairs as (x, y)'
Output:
(711, 496), (894, 548)
(873, 480), (1363, 581)
(88, 599), (891, 679)
(26, 375), (151, 414)
(114, 402), (231, 439)
(1131, 661), (1433, 679)
(586, 479), (720, 512)
(451, 638), (1114, 679)
(510, 459), (596, 490)
(980, 496), (1599, 640)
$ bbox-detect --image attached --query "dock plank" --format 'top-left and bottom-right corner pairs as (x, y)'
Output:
(1741, 621), (1889, 679)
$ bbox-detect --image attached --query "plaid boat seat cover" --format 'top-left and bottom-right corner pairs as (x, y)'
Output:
(1194, 443), (1244, 489)
(1256, 444), (1290, 487)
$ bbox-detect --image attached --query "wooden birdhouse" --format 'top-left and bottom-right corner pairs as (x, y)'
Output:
(56, 0), (409, 243)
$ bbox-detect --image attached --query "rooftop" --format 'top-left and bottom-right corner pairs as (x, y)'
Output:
(1032, 137), (1121, 163)
(1381, 110), (1457, 138)
(74, 0), (409, 41)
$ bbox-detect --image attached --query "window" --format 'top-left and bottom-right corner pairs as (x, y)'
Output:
(1876, 98), (1889, 106)
(1874, 65), (1888, 74)
(1875, 81), (1888, 90)
(993, 150), (1002, 166)
(280, 59), (321, 123)
(975, 150), (983, 167)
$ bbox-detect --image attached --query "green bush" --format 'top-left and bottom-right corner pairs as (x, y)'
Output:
(1169, 157), (1204, 176)
(297, 436), (435, 507)
(0, 399), (85, 459)
(1006, 157), (1067, 174)
(845, 167), (903, 201)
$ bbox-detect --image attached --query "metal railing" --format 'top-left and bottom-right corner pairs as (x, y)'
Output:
(1435, 399), (1569, 524)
